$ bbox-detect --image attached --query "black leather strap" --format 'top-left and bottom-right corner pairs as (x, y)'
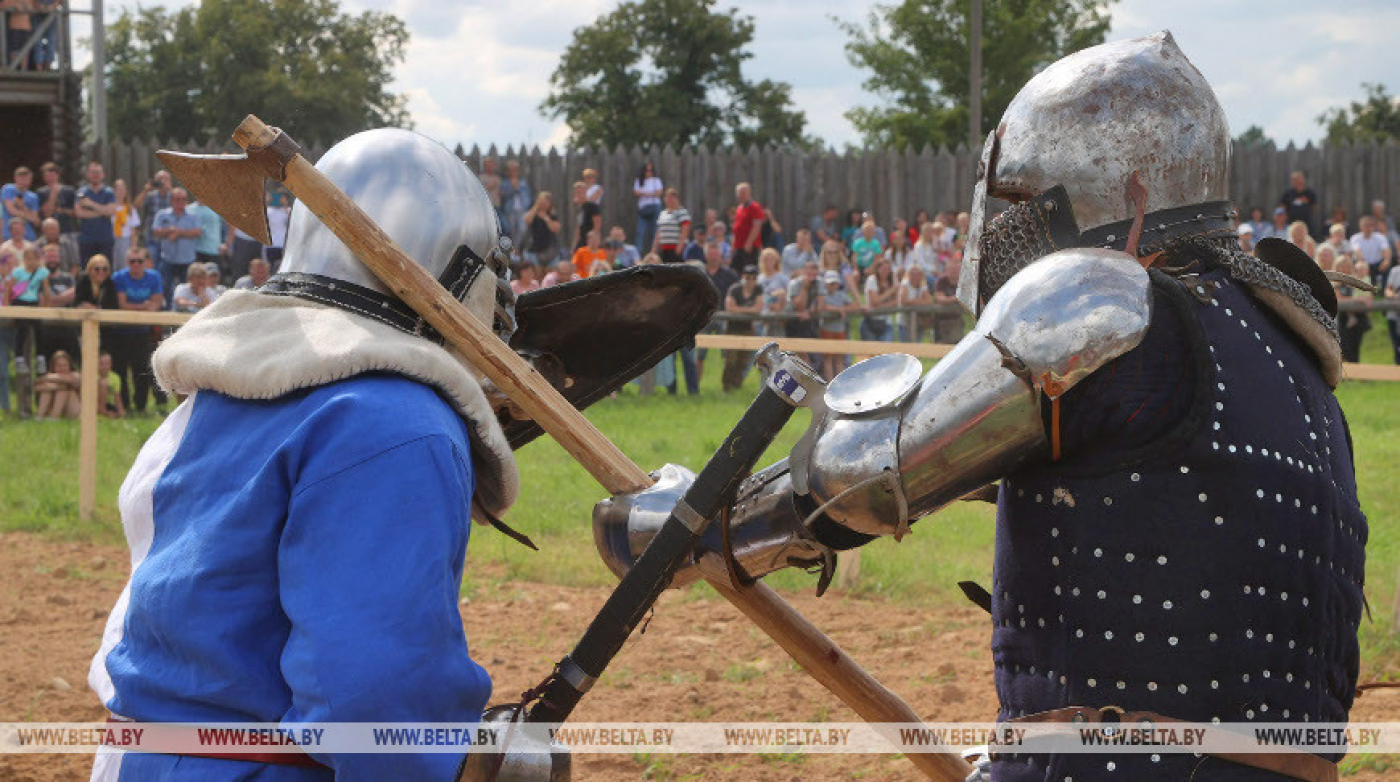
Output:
(959, 581), (994, 614)
(1078, 201), (1238, 256)
(438, 244), (489, 303)
(259, 272), (436, 338)
(976, 193), (1234, 310)
(258, 244), (490, 343)
(527, 383), (799, 725)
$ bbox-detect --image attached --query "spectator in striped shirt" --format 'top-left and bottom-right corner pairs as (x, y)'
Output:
(653, 188), (691, 264)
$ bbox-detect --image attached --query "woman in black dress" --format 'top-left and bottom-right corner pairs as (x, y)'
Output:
(522, 191), (561, 267)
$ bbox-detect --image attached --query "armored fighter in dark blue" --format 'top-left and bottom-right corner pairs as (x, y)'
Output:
(596, 31), (1366, 782)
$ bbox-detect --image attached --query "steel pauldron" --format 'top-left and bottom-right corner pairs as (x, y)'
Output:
(803, 250), (1152, 536)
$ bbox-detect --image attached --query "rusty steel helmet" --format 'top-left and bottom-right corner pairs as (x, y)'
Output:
(958, 31), (1232, 313)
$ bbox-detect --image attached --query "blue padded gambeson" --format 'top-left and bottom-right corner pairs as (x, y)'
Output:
(988, 268), (1366, 782)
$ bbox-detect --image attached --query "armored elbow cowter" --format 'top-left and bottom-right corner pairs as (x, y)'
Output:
(591, 250), (1154, 587)
(800, 249), (1153, 537)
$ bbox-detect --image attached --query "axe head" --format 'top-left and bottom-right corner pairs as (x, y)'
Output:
(156, 150), (273, 245)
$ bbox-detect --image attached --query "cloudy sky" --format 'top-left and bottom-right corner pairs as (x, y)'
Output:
(82, 0), (1399, 150)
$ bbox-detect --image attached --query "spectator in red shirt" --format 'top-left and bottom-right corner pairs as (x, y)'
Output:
(731, 182), (765, 271)
(909, 210), (930, 245)
(891, 217), (910, 249)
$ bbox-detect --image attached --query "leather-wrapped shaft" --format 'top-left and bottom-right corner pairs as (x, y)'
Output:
(528, 383), (797, 724)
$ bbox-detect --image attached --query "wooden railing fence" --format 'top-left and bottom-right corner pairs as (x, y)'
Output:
(2, 303), (1398, 522)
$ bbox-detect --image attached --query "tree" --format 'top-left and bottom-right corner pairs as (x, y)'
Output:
(105, 0), (410, 145)
(540, 0), (813, 149)
(1318, 83), (1400, 144)
(838, 0), (1113, 150)
(1233, 125), (1273, 148)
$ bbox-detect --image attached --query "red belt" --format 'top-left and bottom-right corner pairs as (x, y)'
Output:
(104, 716), (328, 769)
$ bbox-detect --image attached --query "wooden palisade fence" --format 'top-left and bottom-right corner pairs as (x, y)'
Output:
(86, 138), (1400, 251)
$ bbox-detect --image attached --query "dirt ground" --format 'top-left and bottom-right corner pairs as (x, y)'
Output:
(3, 532), (1398, 781)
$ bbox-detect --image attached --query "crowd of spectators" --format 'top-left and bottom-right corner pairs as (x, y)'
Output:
(1232, 170), (1399, 364)
(481, 156), (973, 391)
(0, 160), (289, 419)
(488, 162), (1400, 392)
(5, 155), (1398, 418)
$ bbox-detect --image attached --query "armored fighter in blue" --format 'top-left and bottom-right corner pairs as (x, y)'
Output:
(87, 129), (518, 782)
(596, 32), (1365, 781)
(87, 127), (713, 781)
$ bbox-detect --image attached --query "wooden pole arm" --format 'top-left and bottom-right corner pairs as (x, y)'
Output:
(697, 554), (970, 780)
(231, 114), (651, 495)
(221, 115), (968, 779)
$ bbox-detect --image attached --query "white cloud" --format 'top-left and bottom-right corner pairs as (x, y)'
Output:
(790, 85), (861, 148)
(1113, 0), (1400, 146)
(542, 122), (573, 149)
(1307, 11), (1400, 46)
(401, 87), (476, 143)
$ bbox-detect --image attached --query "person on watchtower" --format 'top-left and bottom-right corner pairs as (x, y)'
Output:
(88, 129), (521, 780)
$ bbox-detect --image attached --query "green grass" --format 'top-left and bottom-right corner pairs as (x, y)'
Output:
(1340, 753), (1399, 776)
(2, 336), (1398, 673)
(1359, 312), (1396, 365)
(0, 414), (162, 543)
(459, 361), (997, 604)
(721, 662), (764, 683)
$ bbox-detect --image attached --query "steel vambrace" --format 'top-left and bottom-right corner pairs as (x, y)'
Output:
(801, 249), (1153, 537)
(593, 250), (1155, 584)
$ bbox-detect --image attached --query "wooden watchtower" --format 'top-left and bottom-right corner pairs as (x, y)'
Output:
(0, 3), (85, 179)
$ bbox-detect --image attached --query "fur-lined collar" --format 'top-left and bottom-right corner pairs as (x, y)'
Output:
(152, 289), (518, 516)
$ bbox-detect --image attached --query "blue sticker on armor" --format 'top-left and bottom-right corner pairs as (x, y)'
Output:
(770, 369), (806, 404)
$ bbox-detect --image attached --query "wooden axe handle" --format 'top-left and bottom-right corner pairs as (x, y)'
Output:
(234, 115), (651, 495)
(231, 115), (968, 780)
